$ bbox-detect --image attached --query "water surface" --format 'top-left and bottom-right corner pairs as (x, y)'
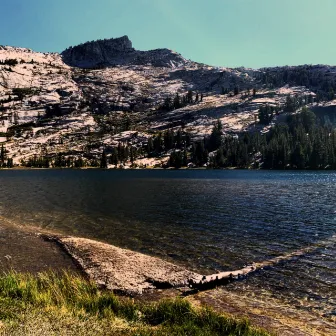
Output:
(0, 169), (334, 319)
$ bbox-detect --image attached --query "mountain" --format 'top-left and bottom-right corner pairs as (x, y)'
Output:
(61, 35), (189, 68)
(0, 37), (336, 169)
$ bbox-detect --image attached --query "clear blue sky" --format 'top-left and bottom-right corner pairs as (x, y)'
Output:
(1, 0), (336, 68)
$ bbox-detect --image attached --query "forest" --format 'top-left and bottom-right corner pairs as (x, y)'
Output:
(18, 107), (336, 170)
(189, 107), (336, 170)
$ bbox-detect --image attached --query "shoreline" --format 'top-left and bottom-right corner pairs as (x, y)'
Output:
(0, 218), (79, 275)
(41, 234), (336, 336)
(1, 167), (336, 173)
(44, 234), (336, 336)
(0, 219), (334, 335)
(43, 235), (201, 296)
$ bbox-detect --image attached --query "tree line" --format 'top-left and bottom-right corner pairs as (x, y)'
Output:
(209, 108), (336, 169)
(259, 66), (336, 102)
(16, 108), (336, 170)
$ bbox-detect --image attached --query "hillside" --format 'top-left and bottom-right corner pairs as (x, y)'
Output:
(0, 36), (336, 169)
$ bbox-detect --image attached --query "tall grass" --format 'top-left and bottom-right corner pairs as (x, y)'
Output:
(0, 271), (271, 336)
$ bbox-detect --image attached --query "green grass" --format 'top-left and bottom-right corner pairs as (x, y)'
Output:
(0, 272), (271, 336)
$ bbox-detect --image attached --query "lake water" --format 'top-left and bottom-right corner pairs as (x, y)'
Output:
(0, 169), (334, 320)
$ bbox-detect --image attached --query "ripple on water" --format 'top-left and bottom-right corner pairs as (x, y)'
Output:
(0, 169), (334, 321)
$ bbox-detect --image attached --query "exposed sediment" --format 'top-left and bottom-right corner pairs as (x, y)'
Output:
(44, 234), (336, 296)
(0, 218), (79, 274)
(47, 236), (201, 295)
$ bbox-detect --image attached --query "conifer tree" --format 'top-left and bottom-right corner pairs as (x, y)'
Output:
(208, 120), (223, 151)
(100, 150), (108, 169)
(187, 90), (193, 104)
(173, 93), (181, 109)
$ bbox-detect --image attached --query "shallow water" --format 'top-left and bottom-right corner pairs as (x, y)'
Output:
(0, 169), (334, 320)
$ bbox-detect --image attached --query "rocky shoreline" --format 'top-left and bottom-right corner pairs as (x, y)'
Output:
(0, 219), (334, 335)
(41, 235), (336, 336)
(43, 235), (201, 295)
(42, 234), (336, 296)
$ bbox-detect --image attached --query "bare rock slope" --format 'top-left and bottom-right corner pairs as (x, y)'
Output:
(1, 36), (336, 167)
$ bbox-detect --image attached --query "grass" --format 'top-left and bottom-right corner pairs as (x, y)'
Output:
(0, 271), (271, 336)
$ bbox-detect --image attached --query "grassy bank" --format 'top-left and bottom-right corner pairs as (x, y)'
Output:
(0, 271), (270, 336)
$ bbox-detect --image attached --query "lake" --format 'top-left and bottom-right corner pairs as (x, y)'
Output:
(0, 169), (334, 320)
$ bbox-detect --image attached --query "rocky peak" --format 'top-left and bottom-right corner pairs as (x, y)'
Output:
(61, 36), (189, 69)
(61, 36), (134, 68)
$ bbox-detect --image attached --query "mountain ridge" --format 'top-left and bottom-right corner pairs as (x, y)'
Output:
(0, 36), (336, 169)
(2, 39), (335, 73)
(61, 35), (190, 69)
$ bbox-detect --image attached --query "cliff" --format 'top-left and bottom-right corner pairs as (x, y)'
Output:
(61, 35), (189, 68)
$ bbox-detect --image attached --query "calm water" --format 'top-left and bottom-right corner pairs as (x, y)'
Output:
(0, 170), (335, 319)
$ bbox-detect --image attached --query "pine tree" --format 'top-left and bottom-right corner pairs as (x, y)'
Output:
(169, 151), (183, 169)
(130, 146), (136, 164)
(147, 137), (154, 155)
(175, 129), (183, 148)
(192, 141), (208, 166)
(195, 92), (199, 102)
(162, 97), (172, 111)
(183, 149), (188, 166)
(6, 158), (13, 168)
(0, 145), (5, 163)
(164, 130), (174, 150)
(215, 148), (225, 167)
(110, 148), (119, 165)
(100, 150), (108, 169)
(187, 90), (193, 104)
(173, 93), (181, 109)
(208, 120), (223, 151)
(153, 133), (163, 153)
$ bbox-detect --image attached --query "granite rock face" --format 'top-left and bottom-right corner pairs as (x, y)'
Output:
(1, 37), (333, 168)
(61, 36), (189, 69)
(61, 36), (134, 68)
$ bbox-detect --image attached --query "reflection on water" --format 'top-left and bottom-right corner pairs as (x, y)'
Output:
(0, 169), (335, 320)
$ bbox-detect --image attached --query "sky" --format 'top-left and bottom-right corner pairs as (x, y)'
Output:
(1, 0), (336, 68)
